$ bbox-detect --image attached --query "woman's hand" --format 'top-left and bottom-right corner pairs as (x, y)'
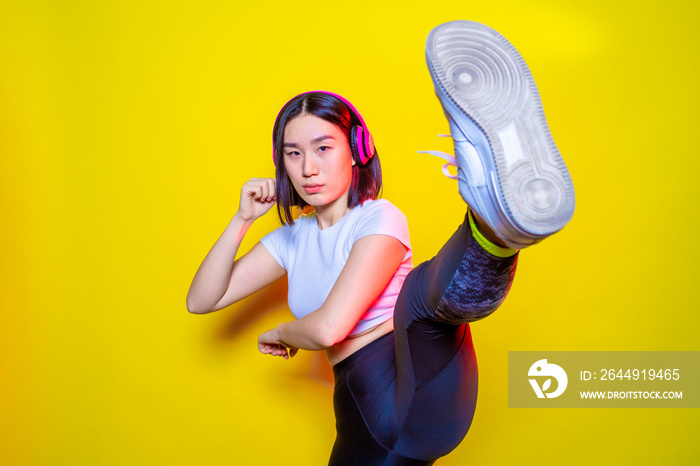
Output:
(237, 178), (277, 222)
(258, 327), (299, 360)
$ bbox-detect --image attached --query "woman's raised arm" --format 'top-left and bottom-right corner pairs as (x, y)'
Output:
(258, 233), (406, 354)
(186, 178), (285, 314)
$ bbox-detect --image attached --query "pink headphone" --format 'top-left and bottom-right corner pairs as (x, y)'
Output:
(273, 91), (375, 166)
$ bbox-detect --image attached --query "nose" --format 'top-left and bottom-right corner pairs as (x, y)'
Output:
(302, 154), (319, 177)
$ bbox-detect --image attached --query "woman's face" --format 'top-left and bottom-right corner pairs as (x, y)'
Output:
(282, 113), (355, 211)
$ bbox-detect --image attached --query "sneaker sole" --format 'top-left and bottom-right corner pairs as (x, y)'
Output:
(426, 20), (575, 238)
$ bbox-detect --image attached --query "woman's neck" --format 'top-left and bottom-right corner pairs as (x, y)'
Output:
(314, 193), (352, 230)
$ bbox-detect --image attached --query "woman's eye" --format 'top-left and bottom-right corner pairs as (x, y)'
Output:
(318, 146), (330, 152)
(286, 151), (301, 157)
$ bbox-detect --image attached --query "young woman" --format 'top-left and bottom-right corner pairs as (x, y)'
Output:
(187, 21), (574, 465)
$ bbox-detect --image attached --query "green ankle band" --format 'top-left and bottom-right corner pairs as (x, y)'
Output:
(467, 209), (519, 258)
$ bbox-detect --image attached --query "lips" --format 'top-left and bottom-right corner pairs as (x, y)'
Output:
(303, 184), (323, 194)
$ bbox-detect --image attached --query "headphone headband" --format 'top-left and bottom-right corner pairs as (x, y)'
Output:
(272, 91), (375, 166)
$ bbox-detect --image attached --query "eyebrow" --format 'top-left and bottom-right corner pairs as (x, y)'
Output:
(283, 134), (336, 148)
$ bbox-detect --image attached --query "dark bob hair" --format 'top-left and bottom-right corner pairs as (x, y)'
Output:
(272, 92), (383, 226)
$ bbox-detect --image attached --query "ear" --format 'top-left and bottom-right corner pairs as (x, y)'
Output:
(352, 158), (357, 166)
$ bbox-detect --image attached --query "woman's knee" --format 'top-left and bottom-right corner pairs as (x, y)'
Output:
(431, 249), (518, 325)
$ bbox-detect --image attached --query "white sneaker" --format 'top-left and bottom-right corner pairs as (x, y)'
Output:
(423, 20), (575, 249)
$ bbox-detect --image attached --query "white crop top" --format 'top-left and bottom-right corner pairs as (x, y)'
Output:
(260, 199), (413, 336)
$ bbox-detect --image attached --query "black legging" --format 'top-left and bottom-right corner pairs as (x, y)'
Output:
(329, 212), (518, 465)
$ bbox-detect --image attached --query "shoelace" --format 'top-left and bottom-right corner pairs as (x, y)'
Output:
(418, 134), (458, 180)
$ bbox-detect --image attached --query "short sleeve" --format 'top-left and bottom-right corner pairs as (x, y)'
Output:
(259, 226), (287, 270)
(353, 200), (411, 252)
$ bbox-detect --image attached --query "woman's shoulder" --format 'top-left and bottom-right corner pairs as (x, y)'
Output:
(263, 210), (316, 241)
(358, 198), (403, 213)
(295, 210), (318, 224)
(346, 198), (411, 251)
(356, 198), (407, 221)
(357, 199), (408, 228)
(276, 210), (318, 230)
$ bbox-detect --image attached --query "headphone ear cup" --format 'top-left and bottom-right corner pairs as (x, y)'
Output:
(349, 126), (363, 165)
(351, 124), (374, 165)
(365, 131), (375, 163)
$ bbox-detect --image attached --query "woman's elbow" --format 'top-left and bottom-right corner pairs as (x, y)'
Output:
(316, 322), (350, 349)
(186, 303), (204, 314)
(315, 331), (339, 349)
(186, 296), (213, 315)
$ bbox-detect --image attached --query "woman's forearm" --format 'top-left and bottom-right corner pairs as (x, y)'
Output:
(186, 213), (253, 313)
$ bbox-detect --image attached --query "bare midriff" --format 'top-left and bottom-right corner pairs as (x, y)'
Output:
(325, 318), (395, 366)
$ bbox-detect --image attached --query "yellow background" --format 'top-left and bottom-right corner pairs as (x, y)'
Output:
(2, 0), (698, 464)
